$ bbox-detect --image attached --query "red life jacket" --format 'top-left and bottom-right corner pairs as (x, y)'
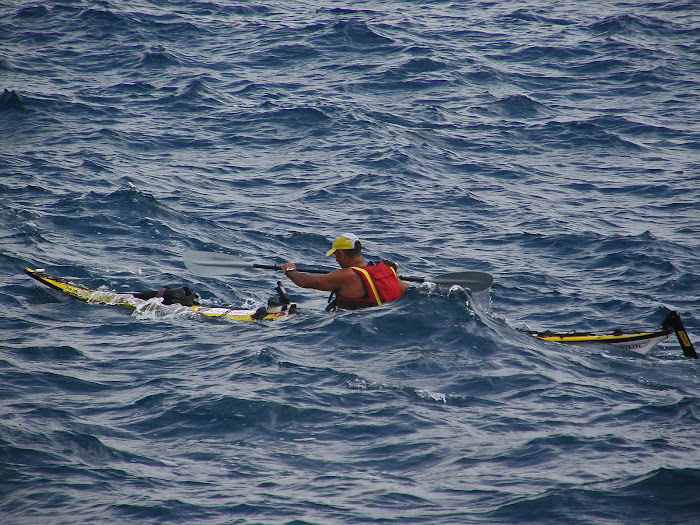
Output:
(331, 261), (403, 311)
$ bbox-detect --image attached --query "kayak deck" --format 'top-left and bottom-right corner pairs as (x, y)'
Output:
(25, 268), (296, 322)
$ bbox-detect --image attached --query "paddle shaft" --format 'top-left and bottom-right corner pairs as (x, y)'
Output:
(247, 262), (462, 285)
(269, 267), (492, 292)
(253, 263), (326, 275)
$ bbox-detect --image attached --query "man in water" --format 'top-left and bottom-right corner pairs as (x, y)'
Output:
(280, 233), (409, 311)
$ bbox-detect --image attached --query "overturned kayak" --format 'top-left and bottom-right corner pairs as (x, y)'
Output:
(25, 268), (296, 322)
(527, 311), (697, 359)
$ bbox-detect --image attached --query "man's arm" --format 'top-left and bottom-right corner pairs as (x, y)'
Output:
(285, 268), (344, 291)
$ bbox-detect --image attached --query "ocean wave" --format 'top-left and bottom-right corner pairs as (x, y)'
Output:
(0, 89), (23, 111)
(487, 467), (700, 523)
(589, 13), (691, 37)
(311, 19), (397, 49)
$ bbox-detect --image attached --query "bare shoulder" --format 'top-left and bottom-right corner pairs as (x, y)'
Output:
(325, 267), (358, 286)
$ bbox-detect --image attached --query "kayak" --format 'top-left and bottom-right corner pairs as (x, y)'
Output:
(526, 311), (697, 359)
(25, 268), (697, 358)
(25, 268), (296, 322)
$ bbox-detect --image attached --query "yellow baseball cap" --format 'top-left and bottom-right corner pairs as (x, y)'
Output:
(325, 233), (360, 256)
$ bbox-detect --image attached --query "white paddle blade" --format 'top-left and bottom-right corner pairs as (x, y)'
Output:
(183, 250), (253, 276)
(428, 271), (494, 293)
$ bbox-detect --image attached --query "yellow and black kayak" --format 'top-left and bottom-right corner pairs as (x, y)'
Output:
(527, 311), (697, 359)
(25, 268), (296, 322)
(25, 268), (697, 358)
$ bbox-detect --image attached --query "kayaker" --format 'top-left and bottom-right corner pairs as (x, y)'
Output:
(280, 233), (409, 311)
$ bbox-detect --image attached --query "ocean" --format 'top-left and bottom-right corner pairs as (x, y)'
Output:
(1, 0), (699, 523)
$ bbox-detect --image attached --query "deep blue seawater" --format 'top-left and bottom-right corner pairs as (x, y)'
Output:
(2, 0), (699, 523)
